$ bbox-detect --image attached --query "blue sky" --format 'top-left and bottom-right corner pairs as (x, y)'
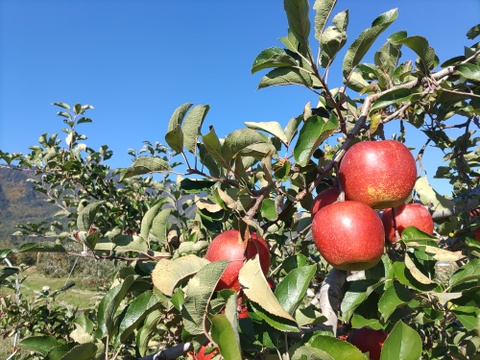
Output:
(1, 0), (479, 195)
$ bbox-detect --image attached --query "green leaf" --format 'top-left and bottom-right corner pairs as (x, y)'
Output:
(369, 88), (414, 112)
(53, 102), (71, 111)
(18, 335), (61, 355)
(456, 63), (480, 81)
(292, 345), (335, 360)
(94, 235), (149, 254)
(202, 126), (228, 168)
(182, 104), (210, 154)
(77, 200), (105, 232)
(179, 178), (216, 193)
(244, 121), (288, 144)
(452, 306), (480, 331)
(293, 113), (339, 166)
(283, 0), (311, 52)
(249, 301), (299, 332)
(152, 255), (210, 297)
(275, 264), (317, 315)
(313, 0), (337, 41)
(380, 321), (422, 360)
(221, 129), (270, 162)
(165, 103), (193, 153)
(375, 31), (406, 74)
(404, 253), (435, 285)
(378, 282), (414, 321)
(308, 334), (367, 360)
(251, 47), (298, 74)
(261, 198), (277, 221)
(17, 242), (66, 253)
(319, 10), (349, 67)
(95, 274), (137, 339)
(466, 24), (480, 40)
(140, 200), (167, 243)
(150, 208), (174, 243)
(414, 176), (454, 214)
(136, 310), (162, 357)
(284, 115), (303, 144)
(342, 9), (398, 80)
(449, 258), (480, 287)
(239, 256), (297, 323)
(401, 226), (437, 245)
(57, 342), (98, 360)
(341, 279), (384, 322)
(389, 35), (438, 72)
(120, 156), (171, 180)
(210, 314), (242, 360)
(0, 267), (19, 284)
(182, 260), (229, 335)
(117, 290), (161, 344)
(258, 67), (313, 90)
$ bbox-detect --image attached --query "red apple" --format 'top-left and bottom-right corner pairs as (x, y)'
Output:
(474, 227), (480, 242)
(194, 344), (218, 360)
(381, 203), (434, 243)
(339, 140), (417, 209)
(312, 201), (385, 271)
(311, 187), (340, 219)
(348, 328), (388, 360)
(205, 229), (270, 291)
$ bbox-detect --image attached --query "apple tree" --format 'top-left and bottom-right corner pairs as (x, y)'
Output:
(1, 0), (480, 359)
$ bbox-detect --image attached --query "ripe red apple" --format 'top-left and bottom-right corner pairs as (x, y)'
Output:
(339, 140), (417, 209)
(474, 227), (480, 242)
(348, 328), (388, 360)
(311, 201), (385, 271)
(205, 229), (270, 291)
(381, 203), (434, 243)
(194, 344), (218, 360)
(311, 187), (340, 219)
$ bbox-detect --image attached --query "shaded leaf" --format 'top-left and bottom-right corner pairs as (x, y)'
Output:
(389, 35), (438, 72)
(0, 267), (19, 284)
(57, 342), (98, 360)
(404, 253), (435, 285)
(222, 129), (270, 162)
(151, 208), (174, 243)
(449, 258), (480, 287)
(341, 279), (384, 321)
(320, 10), (349, 67)
(456, 63), (480, 81)
(414, 176), (454, 213)
(378, 282), (414, 321)
(466, 24), (480, 40)
(283, 0), (311, 51)
(370, 88), (414, 112)
(202, 126), (228, 168)
(140, 201), (168, 243)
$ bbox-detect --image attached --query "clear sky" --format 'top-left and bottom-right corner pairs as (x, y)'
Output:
(1, 0), (479, 195)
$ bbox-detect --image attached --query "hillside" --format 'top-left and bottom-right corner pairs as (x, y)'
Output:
(0, 167), (57, 246)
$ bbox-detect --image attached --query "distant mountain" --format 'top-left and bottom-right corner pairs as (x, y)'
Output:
(0, 167), (57, 246)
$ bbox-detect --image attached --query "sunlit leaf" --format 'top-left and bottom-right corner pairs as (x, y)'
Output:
(275, 264), (317, 315)
(182, 260), (229, 335)
(308, 334), (367, 360)
(165, 103), (193, 153)
(294, 113), (339, 166)
(210, 314), (242, 360)
(343, 9), (398, 80)
(378, 282), (414, 321)
(239, 256), (296, 323)
(121, 157), (171, 180)
(222, 128), (270, 162)
(152, 255), (210, 297)
(77, 200), (105, 232)
(258, 67), (313, 90)
(404, 253), (435, 285)
(389, 35), (438, 72)
(319, 10), (349, 67)
(456, 63), (480, 81)
(244, 121), (288, 144)
(251, 47), (298, 74)
(370, 88), (414, 112)
(341, 279), (384, 321)
(151, 208), (174, 244)
(313, 0), (337, 41)
(449, 258), (480, 287)
(183, 104), (210, 154)
(18, 336), (60, 355)
(283, 0), (311, 52)
(380, 321), (422, 360)
(17, 242), (66, 253)
(414, 176), (454, 213)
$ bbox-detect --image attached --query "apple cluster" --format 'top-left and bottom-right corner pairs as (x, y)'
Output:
(311, 140), (434, 271)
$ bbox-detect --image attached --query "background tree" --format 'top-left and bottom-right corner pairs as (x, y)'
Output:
(1, 0), (480, 359)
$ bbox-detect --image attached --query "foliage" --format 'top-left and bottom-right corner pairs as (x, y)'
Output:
(1, 0), (480, 359)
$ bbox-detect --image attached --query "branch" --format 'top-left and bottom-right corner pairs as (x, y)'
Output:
(137, 342), (193, 360)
